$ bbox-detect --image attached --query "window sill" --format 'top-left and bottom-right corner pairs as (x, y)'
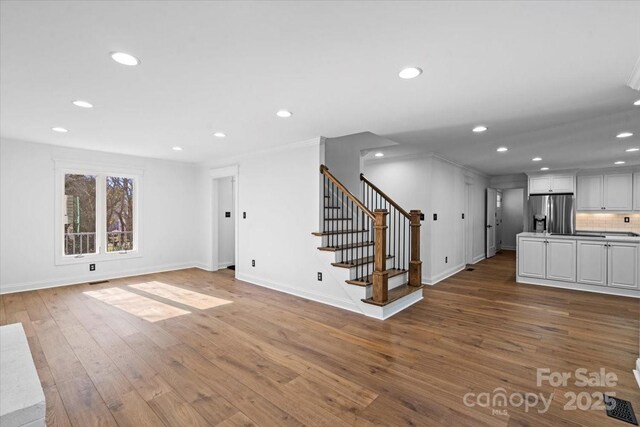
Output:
(54, 250), (142, 266)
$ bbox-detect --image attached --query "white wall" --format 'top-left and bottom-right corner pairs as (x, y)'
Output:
(216, 176), (235, 267)
(195, 138), (362, 312)
(363, 154), (488, 284)
(0, 138), (199, 293)
(501, 188), (524, 250)
(324, 132), (397, 196)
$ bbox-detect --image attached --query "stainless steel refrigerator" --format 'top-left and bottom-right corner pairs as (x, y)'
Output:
(528, 194), (575, 234)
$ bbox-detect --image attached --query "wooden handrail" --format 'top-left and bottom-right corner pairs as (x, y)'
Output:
(360, 173), (410, 218)
(321, 165), (375, 220)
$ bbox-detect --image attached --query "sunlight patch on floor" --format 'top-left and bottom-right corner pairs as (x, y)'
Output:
(84, 287), (190, 322)
(128, 281), (233, 310)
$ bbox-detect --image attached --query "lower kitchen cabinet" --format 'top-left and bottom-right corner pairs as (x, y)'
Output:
(519, 235), (640, 293)
(546, 239), (576, 282)
(577, 241), (607, 286)
(518, 237), (576, 282)
(608, 242), (639, 289)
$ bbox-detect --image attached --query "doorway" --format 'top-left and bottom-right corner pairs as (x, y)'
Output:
(216, 176), (235, 269)
(486, 188), (497, 258)
(500, 188), (525, 250)
(209, 165), (239, 275)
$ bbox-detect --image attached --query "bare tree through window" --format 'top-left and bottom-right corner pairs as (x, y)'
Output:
(106, 176), (134, 251)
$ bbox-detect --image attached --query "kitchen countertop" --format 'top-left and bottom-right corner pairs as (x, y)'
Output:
(518, 232), (640, 243)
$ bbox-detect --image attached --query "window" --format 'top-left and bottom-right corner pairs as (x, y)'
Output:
(55, 161), (142, 264)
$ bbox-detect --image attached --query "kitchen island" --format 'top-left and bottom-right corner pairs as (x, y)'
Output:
(516, 232), (639, 297)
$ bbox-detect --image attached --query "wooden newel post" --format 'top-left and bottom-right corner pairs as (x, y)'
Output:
(409, 210), (422, 287)
(372, 209), (389, 304)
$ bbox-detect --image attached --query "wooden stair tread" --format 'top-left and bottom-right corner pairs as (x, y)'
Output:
(345, 268), (406, 286)
(331, 255), (393, 268)
(317, 241), (374, 252)
(312, 229), (368, 236)
(362, 284), (424, 306)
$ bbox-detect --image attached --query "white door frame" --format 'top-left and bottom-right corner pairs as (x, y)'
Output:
(486, 188), (497, 258)
(464, 182), (473, 265)
(210, 165), (240, 275)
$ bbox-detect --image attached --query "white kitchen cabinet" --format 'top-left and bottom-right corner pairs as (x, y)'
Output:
(576, 175), (603, 210)
(546, 239), (576, 282)
(577, 241), (607, 286)
(528, 174), (574, 194)
(603, 174), (633, 211)
(608, 242), (639, 289)
(634, 173), (640, 211)
(518, 238), (546, 279)
(577, 173), (633, 211)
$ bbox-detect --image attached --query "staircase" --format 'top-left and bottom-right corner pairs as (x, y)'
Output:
(313, 165), (423, 319)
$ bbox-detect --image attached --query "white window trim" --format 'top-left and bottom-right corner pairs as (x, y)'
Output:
(54, 160), (143, 266)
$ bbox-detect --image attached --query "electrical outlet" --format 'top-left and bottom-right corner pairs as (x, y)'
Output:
(445, 257), (448, 264)
(420, 213), (425, 221)
(462, 213), (465, 219)
(624, 217), (630, 223)
(433, 213), (438, 221)
(243, 212), (247, 219)
(225, 212), (231, 218)
(251, 259), (255, 267)
(317, 272), (322, 281)
(89, 263), (96, 271)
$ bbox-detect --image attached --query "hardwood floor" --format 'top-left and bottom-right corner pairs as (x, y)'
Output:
(1, 251), (639, 426)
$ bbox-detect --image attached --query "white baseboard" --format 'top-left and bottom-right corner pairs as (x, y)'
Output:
(217, 261), (235, 270)
(472, 254), (486, 264)
(0, 262), (198, 295)
(423, 264), (465, 286)
(516, 276), (640, 298)
(500, 246), (516, 251)
(236, 273), (361, 314)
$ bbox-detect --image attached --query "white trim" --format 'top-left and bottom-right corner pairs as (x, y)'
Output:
(516, 276), (640, 298)
(380, 291), (423, 320)
(217, 261), (235, 270)
(423, 263), (465, 285)
(209, 165), (239, 179)
(0, 262), (197, 295)
(501, 246), (516, 251)
(54, 161), (143, 265)
(633, 369), (640, 389)
(237, 273), (361, 314)
(472, 254), (486, 264)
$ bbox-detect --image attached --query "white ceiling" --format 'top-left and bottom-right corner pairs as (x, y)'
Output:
(1, 1), (639, 175)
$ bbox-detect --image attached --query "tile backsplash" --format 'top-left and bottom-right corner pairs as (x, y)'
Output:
(576, 213), (640, 234)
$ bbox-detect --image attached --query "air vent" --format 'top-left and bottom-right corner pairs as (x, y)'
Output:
(88, 280), (109, 285)
(605, 395), (638, 425)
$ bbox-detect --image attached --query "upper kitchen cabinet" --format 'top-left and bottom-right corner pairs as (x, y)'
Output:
(577, 173), (632, 211)
(528, 174), (575, 195)
(634, 173), (640, 211)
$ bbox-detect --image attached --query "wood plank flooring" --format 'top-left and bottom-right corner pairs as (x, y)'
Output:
(1, 251), (639, 426)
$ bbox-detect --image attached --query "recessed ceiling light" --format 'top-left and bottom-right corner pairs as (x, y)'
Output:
(374, 152), (384, 158)
(276, 110), (292, 118)
(614, 161), (626, 165)
(172, 146), (183, 151)
(110, 52), (140, 66)
(472, 125), (488, 133)
(496, 147), (508, 152)
(540, 167), (549, 171)
(532, 157), (542, 162)
(51, 127), (69, 133)
(72, 100), (93, 108)
(398, 67), (422, 79)
(625, 147), (639, 152)
(616, 132), (633, 138)
(213, 132), (226, 138)
(634, 99), (640, 106)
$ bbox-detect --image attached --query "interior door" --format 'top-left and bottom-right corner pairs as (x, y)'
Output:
(486, 188), (497, 258)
